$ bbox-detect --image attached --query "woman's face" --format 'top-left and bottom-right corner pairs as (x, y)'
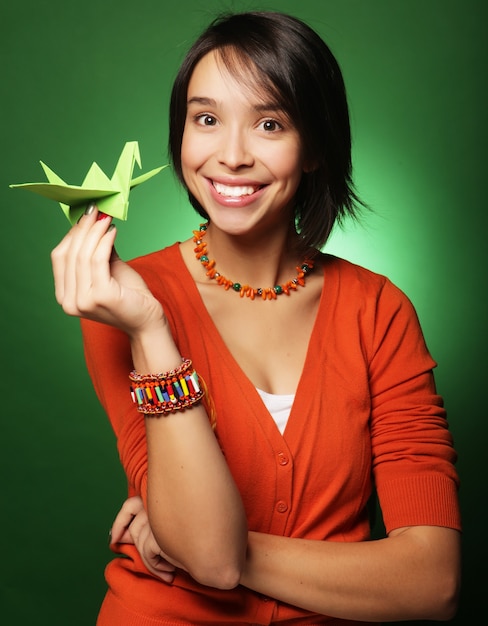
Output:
(181, 50), (306, 237)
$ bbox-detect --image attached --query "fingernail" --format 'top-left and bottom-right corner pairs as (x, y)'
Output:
(85, 203), (96, 215)
(97, 212), (110, 221)
(107, 224), (116, 232)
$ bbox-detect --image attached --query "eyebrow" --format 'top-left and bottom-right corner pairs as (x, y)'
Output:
(187, 96), (282, 114)
(187, 97), (217, 107)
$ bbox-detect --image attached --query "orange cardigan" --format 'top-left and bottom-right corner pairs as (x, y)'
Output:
(81, 244), (461, 625)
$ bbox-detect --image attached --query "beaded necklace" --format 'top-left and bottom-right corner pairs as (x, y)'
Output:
(192, 223), (315, 301)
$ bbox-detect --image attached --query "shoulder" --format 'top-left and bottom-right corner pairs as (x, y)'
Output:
(321, 253), (409, 305)
(318, 254), (423, 347)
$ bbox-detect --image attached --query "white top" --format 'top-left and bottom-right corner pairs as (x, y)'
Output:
(256, 388), (295, 435)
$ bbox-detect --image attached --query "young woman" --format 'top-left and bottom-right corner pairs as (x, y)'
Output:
(51, 11), (461, 625)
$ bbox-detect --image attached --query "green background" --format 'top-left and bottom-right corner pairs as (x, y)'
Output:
(1, 0), (486, 623)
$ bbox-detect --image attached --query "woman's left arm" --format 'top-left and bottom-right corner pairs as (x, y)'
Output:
(248, 278), (457, 621)
(241, 525), (461, 622)
(116, 499), (460, 621)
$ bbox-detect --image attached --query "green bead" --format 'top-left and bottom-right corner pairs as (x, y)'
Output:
(232, 283), (241, 291)
(274, 285), (283, 295)
(200, 255), (209, 262)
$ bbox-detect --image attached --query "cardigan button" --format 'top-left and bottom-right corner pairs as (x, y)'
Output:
(276, 500), (288, 513)
(277, 452), (289, 465)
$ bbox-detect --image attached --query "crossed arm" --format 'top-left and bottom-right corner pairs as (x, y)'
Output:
(112, 495), (461, 623)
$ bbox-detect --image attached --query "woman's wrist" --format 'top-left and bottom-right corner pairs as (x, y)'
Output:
(129, 319), (182, 374)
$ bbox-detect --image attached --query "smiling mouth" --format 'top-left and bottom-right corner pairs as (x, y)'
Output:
(212, 181), (263, 198)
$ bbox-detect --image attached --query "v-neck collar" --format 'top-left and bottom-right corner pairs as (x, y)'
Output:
(170, 243), (331, 442)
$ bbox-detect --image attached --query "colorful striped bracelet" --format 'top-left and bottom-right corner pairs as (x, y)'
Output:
(129, 358), (204, 415)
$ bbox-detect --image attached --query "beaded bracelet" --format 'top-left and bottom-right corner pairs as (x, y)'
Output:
(129, 358), (204, 416)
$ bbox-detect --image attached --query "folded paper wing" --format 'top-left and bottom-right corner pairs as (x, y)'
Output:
(9, 141), (167, 225)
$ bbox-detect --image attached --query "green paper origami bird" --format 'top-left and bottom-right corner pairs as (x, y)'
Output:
(10, 141), (167, 225)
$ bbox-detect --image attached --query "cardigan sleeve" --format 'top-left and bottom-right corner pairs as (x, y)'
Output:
(77, 249), (182, 506)
(368, 279), (461, 533)
(80, 317), (150, 504)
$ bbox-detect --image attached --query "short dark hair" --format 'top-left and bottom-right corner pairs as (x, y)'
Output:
(169, 11), (363, 252)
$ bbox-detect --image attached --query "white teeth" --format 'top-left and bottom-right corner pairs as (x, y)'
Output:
(213, 181), (257, 197)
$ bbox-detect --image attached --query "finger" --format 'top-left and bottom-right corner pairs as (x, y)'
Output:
(110, 520), (133, 544)
(110, 496), (144, 544)
(73, 214), (115, 312)
(147, 547), (177, 573)
(51, 204), (98, 306)
(51, 229), (74, 306)
(155, 571), (176, 584)
(58, 205), (101, 315)
(138, 525), (183, 572)
(126, 506), (149, 546)
(140, 555), (176, 583)
(88, 223), (118, 300)
(110, 496), (143, 543)
(110, 525), (135, 545)
(51, 208), (96, 312)
(141, 533), (176, 581)
(120, 495), (144, 516)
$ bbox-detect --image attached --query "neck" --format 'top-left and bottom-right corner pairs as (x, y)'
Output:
(204, 221), (304, 288)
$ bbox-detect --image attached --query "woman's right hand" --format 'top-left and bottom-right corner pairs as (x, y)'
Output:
(110, 496), (179, 583)
(51, 204), (165, 337)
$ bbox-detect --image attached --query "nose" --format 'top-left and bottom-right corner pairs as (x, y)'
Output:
(217, 126), (254, 170)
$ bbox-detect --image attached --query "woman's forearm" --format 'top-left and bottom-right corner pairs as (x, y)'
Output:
(240, 526), (461, 622)
(131, 326), (247, 589)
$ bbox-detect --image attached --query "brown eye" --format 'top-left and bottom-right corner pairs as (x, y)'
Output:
(261, 119), (282, 132)
(197, 114), (217, 126)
